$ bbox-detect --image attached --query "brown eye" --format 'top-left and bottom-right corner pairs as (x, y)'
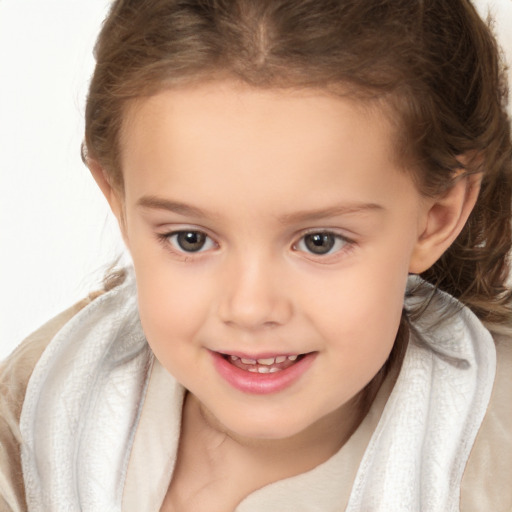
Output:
(295, 232), (350, 257)
(303, 233), (336, 254)
(171, 231), (212, 252)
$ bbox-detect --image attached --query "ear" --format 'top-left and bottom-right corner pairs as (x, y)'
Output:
(409, 172), (482, 274)
(88, 158), (127, 238)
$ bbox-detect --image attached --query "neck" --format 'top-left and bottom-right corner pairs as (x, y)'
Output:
(165, 370), (391, 511)
(188, 383), (374, 481)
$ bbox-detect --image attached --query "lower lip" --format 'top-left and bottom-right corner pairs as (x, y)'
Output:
(210, 351), (316, 395)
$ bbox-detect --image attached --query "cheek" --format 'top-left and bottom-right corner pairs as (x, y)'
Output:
(320, 282), (405, 400)
(131, 254), (212, 356)
(306, 258), (408, 359)
(135, 279), (208, 382)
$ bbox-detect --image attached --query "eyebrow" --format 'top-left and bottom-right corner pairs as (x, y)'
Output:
(277, 203), (385, 224)
(137, 196), (214, 218)
(137, 195), (384, 222)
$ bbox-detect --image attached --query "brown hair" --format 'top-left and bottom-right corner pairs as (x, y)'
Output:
(84, 0), (512, 328)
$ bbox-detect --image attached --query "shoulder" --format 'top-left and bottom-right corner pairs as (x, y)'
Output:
(0, 296), (98, 512)
(461, 332), (512, 511)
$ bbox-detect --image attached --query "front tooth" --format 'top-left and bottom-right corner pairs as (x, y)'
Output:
(257, 366), (271, 373)
(257, 357), (276, 365)
(241, 358), (257, 364)
(248, 367), (258, 373)
(275, 356), (287, 363)
(288, 355), (298, 361)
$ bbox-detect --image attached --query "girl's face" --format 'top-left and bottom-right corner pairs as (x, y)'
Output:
(117, 81), (432, 441)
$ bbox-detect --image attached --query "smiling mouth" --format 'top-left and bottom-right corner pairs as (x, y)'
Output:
(220, 353), (306, 374)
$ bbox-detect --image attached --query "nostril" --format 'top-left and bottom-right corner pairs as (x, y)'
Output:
(217, 268), (294, 328)
(218, 295), (294, 329)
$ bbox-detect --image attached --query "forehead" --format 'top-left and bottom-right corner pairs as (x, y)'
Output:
(120, 81), (395, 156)
(118, 81), (413, 213)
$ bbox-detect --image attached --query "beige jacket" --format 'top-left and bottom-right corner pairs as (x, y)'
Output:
(1, 298), (511, 511)
(0, 299), (94, 512)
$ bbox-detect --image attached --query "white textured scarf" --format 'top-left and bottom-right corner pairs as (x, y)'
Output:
(20, 277), (153, 511)
(345, 281), (496, 511)
(20, 274), (496, 511)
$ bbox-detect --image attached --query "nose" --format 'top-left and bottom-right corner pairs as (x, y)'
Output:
(218, 256), (293, 330)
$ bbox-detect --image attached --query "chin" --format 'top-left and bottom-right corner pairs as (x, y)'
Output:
(213, 407), (318, 442)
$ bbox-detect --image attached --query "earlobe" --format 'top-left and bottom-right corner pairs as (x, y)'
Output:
(408, 172), (482, 274)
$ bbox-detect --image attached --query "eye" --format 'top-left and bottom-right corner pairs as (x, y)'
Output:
(295, 232), (348, 256)
(167, 230), (216, 253)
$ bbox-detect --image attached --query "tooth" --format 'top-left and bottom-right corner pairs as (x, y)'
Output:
(241, 358), (257, 364)
(230, 355), (239, 361)
(257, 357), (276, 365)
(248, 368), (258, 373)
(288, 355), (298, 361)
(275, 356), (287, 363)
(269, 367), (280, 373)
(257, 367), (271, 374)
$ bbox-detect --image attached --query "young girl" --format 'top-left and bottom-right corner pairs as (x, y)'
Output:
(1, 0), (511, 510)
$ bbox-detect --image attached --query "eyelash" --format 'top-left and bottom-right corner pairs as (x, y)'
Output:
(156, 229), (355, 260)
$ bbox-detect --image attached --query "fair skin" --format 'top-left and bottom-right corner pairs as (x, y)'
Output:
(90, 81), (480, 511)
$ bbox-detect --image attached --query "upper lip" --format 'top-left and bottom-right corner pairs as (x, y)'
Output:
(211, 349), (309, 359)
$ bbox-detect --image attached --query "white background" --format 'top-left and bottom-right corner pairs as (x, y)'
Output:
(0, 0), (126, 358)
(1, 0), (511, 358)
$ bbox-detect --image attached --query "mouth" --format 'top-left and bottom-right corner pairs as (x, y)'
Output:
(211, 350), (316, 394)
(220, 353), (306, 373)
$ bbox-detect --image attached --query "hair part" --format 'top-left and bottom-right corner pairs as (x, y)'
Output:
(84, 0), (512, 328)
